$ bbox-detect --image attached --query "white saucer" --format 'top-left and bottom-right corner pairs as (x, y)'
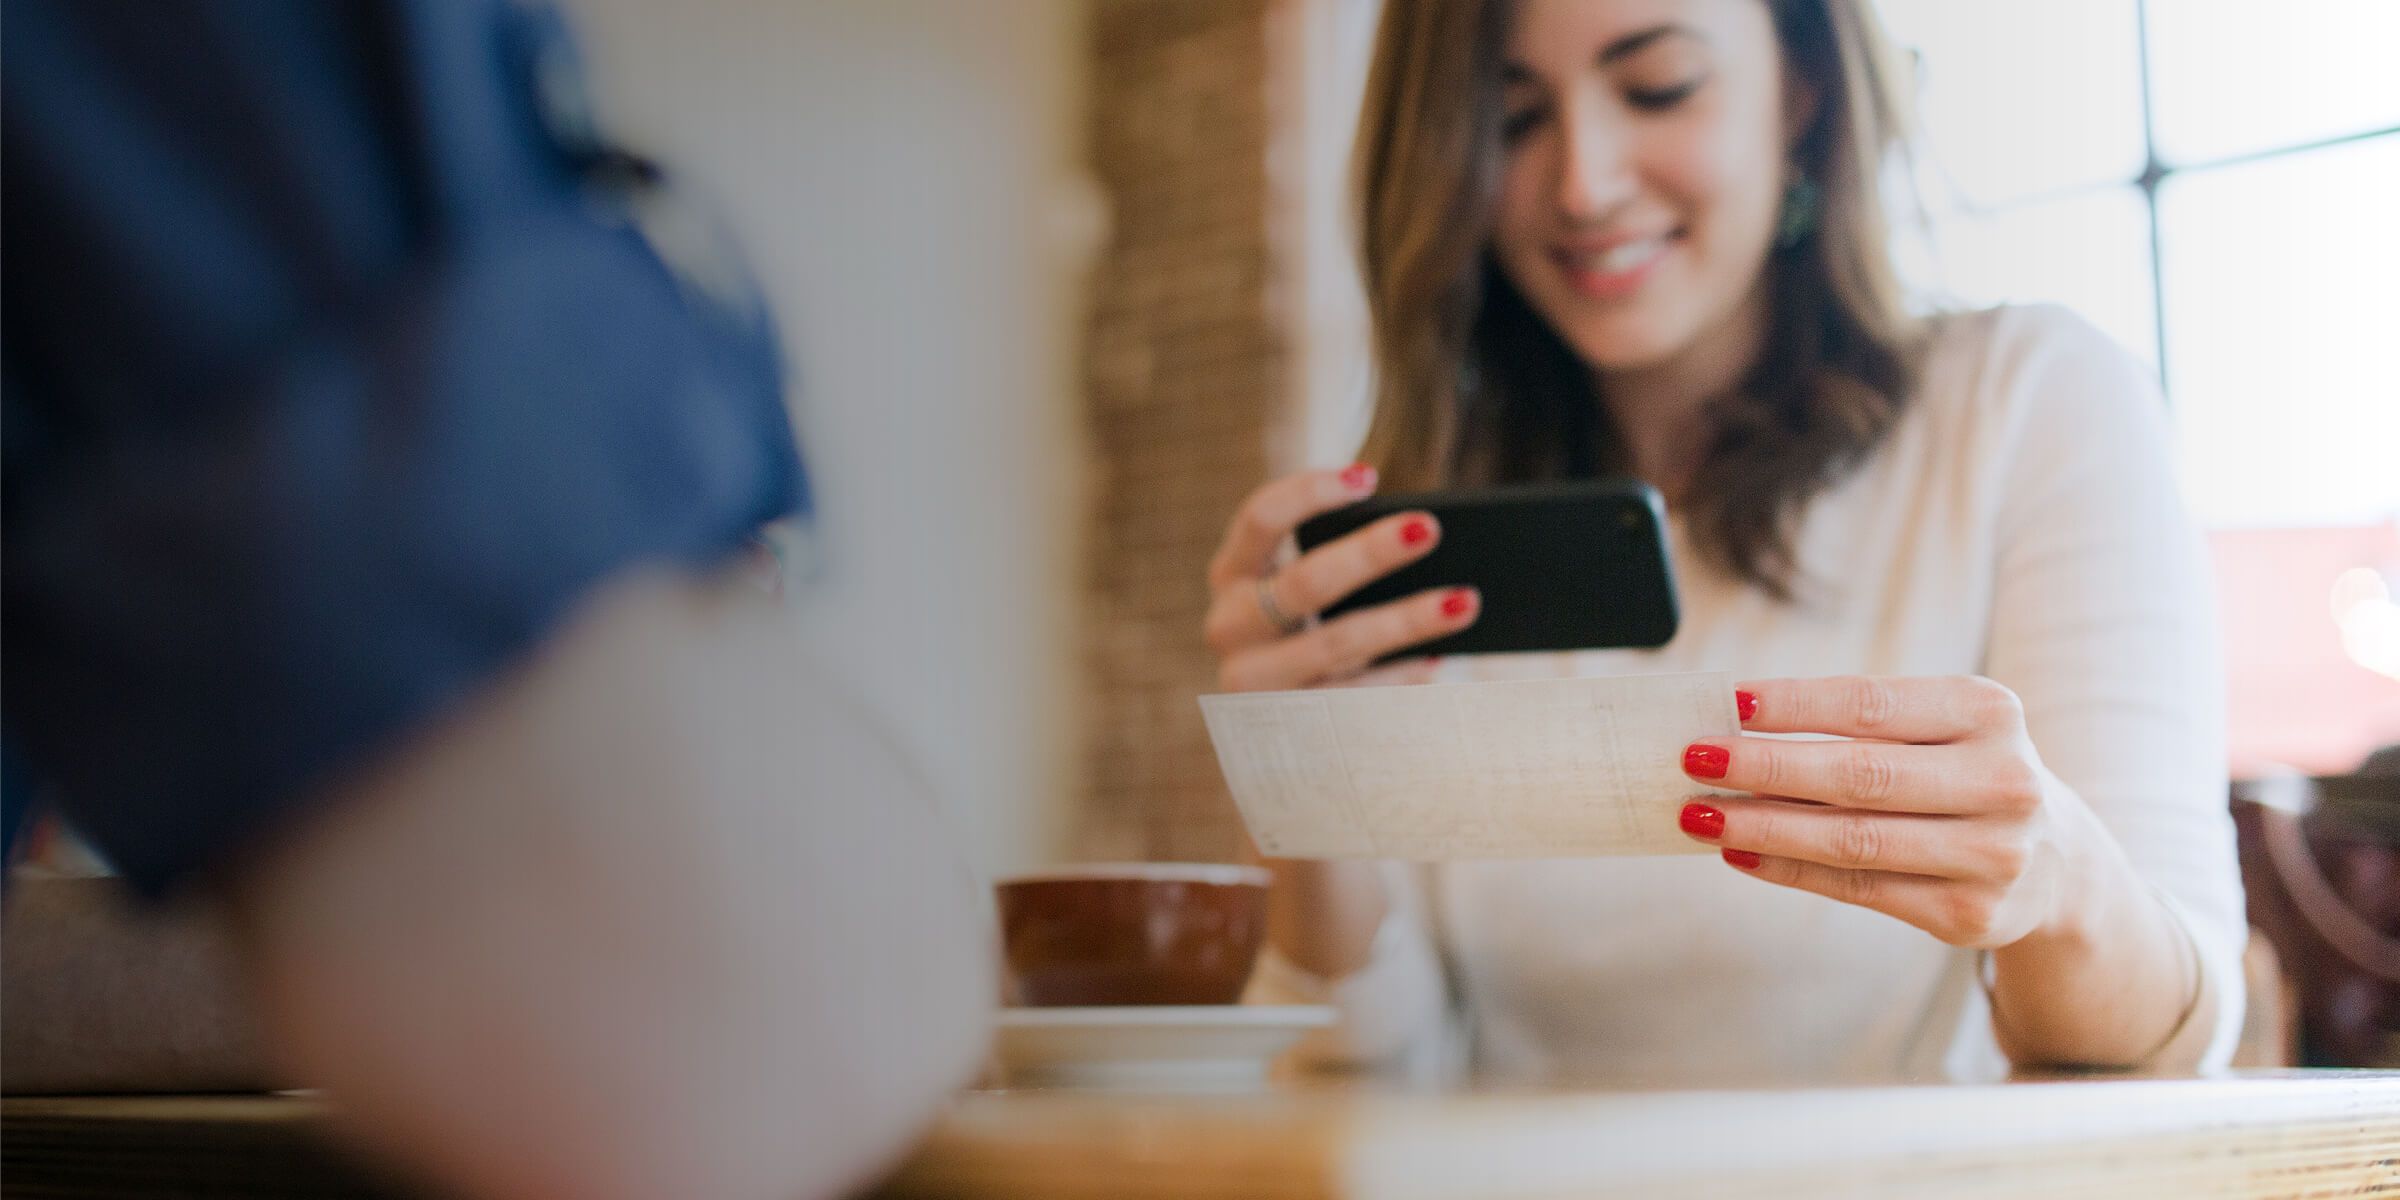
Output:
(992, 1005), (1335, 1091)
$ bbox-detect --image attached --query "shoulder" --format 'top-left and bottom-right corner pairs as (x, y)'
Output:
(1922, 303), (2158, 412)
(1913, 303), (2169, 468)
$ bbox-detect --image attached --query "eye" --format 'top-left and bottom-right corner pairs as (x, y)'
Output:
(1624, 76), (1705, 112)
(1501, 104), (1550, 143)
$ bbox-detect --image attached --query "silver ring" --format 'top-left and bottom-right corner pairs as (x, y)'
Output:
(1255, 574), (1307, 636)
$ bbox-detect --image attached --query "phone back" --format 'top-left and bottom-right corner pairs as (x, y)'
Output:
(1294, 479), (1679, 660)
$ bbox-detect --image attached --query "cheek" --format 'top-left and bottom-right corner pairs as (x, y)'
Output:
(1672, 153), (1767, 261)
(1665, 102), (1785, 260)
(1491, 156), (1553, 274)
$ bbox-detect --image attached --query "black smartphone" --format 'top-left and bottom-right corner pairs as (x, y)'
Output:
(1294, 478), (1679, 659)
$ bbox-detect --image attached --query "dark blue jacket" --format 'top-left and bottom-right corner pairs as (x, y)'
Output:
(2, 0), (806, 892)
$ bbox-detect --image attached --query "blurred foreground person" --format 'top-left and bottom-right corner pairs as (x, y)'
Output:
(1, 2), (993, 1197)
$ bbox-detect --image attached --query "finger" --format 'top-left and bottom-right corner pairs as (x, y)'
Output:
(1202, 575), (1282, 658)
(1207, 465), (1379, 591)
(1680, 737), (2043, 815)
(1337, 656), (1443, 689)
(1723, 852), (2014, 948)
(1217, 586), (1477, 692)
(1204, 509), (1441, 655)
(1205, 510), (1440, 652)
(1732, 675), (2024, 744)
(1686, 797), (2022, 881)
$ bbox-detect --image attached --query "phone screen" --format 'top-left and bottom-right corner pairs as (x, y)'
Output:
(1294, 478), (1679, 660)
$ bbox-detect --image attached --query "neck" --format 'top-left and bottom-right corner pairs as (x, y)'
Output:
(1595, 278), (1774, 506)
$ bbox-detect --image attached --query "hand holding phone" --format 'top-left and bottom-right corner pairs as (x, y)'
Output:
(1203, 466), (1471, 691)
(1202, 469), (1678, 692)
(1297, 479), (1678, 661)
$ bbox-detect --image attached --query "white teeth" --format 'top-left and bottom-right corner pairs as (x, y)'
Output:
(1573, 237), (1667, 275)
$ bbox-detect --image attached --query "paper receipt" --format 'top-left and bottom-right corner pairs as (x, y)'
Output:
(1198, 671), (1742, 859)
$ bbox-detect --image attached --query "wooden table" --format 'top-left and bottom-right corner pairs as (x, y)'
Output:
(6, 1073), (2397, 1198)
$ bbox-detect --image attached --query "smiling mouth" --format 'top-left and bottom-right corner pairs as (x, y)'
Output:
(1551, 232), (1678, 300)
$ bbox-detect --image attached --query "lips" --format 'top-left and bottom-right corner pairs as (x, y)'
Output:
(1550, 232), (1677, 301)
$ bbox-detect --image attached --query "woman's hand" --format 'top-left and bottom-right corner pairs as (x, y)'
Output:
(1204, 464), (1480, 692)
(1674, 675), (2120, 950)
(1211, 466), (1469, 982)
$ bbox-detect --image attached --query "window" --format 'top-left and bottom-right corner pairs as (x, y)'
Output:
(1878, 0), (2400, 773)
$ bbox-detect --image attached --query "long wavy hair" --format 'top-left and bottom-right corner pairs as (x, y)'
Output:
(1352, 0), (1927, 599)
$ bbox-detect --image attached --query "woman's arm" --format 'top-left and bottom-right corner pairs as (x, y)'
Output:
(1249, 856), (1451, 1074)
(1973, 309), (2241, 1069)
(1985, 817), (2217, 1069)
(1683, 676), (2219, 1069)
(1262, 857), (1393, 981)
(1206, 467), (1461, 1068)
(1672, 309), (2241, 1071)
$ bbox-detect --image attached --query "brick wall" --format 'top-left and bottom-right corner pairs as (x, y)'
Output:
(1077, 0), (1302, 862)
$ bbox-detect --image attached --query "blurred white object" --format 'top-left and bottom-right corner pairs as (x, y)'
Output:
(2332, 566), (2400, 682)
(1200, 672), (1739, 859)
(992, 1006), (1332, 1092)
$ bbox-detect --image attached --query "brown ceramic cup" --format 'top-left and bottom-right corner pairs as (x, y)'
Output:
(996, 863), (1270, 1007)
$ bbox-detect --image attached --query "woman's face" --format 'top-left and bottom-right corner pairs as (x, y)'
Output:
(1491, 0), (1798, 374)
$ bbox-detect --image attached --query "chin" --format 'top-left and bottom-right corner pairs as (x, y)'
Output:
(1556, 311), (1695, 372)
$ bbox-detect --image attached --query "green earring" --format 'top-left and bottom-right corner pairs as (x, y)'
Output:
(1775, 175), (1821, 249)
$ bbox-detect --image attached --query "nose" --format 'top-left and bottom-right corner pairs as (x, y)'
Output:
(1553, 99), (1636, 221)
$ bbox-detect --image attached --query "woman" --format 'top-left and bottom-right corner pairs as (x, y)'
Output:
(1203, 0), (2243, 1084)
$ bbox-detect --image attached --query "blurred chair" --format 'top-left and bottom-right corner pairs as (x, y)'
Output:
(2231, 930), (2297, 1069)
(2230, 756), (2400, 1069)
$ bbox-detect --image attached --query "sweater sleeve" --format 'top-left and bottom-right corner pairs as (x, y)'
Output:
(1974, 305), (2247, 1068)
(1245, 861), (1455, 1079)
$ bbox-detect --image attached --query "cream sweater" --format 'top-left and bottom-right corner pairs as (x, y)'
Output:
(1251, 305), (2246, 1086)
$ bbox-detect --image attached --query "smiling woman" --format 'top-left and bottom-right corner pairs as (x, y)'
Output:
(1209, 0), (2246, 1090)
(1354, 0), (1921, 597)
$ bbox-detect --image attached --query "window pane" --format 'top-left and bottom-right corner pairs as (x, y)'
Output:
(1920, 187), (2157, 371)
(2161, 135), (2400, 528)
(2148, 0), (2400, 166)
(1875, 0), (2146, 207)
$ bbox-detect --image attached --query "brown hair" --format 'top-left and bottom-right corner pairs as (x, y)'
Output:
(1353, 0), (1927, 599)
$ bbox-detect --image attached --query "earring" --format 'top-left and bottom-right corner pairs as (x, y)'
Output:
(1775, 174), (1821, 249)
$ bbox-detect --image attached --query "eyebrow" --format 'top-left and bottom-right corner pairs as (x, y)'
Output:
(1502, 23), (1704, 84)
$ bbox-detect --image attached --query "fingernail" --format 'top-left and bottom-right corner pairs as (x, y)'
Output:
(1683, 743), (1730, 780)
(1440, 587), (1478, 620)
(1400, 517), (1434, 547)
(1736, 690), (1758, 723)
(1723, 848), (1763, 870)
(1678, 802), (1725, 841)
(1340, 463), (1376, 492)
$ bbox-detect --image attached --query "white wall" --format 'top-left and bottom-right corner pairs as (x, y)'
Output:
(564, 0), (1093, 877)
(1288, 0), (1383, 466)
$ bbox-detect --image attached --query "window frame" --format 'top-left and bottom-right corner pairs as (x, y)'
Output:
(1911, 0), (2400, 399)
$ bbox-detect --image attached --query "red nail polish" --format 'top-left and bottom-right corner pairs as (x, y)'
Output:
(1400, 517), (1433, 547)
(1679, 802), (1725, 841)
(1440, 587), (1477, 620)
(1340, 463), (1376, 492)
(1723, 848), (1763, 870)
(1736, 690), (1758, 723)
(1684, 743), (1730, 779)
